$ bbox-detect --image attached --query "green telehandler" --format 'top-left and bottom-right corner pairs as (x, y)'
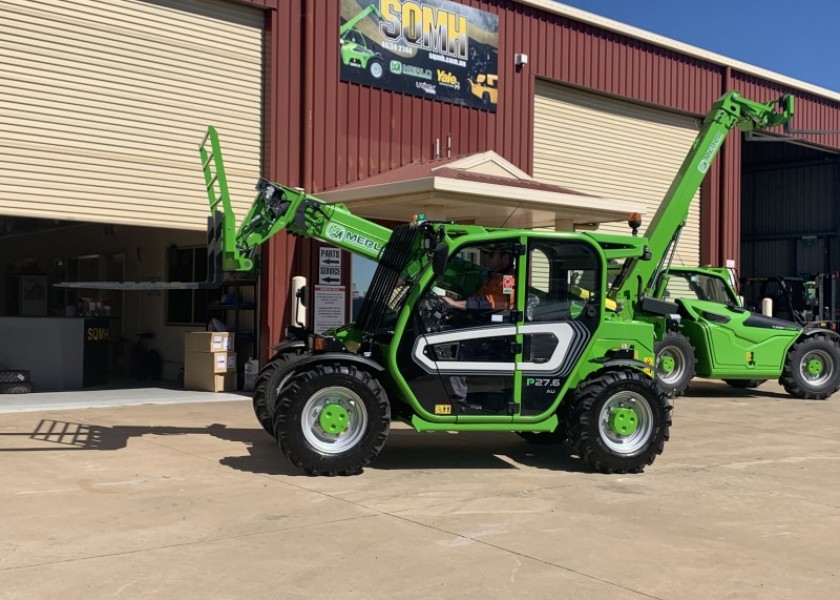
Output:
(650, 265), (769, 394)
(199, 90), (795, 476)
(650, 262), (840, 398)
(340, 4), (387, 81)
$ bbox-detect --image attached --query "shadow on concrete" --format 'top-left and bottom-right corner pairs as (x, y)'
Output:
(370, 429), (587, 473)
(1, 419), (587, 475)
(683, 380), (790, 400)
(0, 419), (300, 476)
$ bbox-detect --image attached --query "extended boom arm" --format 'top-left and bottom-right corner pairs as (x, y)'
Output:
(200, 126), (392, 272)
(610, 91), (794, 310)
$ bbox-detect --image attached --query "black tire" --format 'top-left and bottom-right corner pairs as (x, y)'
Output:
(0, 370), (30, 383)
(654, 331), (695, 397)
(252, 350), (308, 436)
(723, 379), (767, 389)
(565, 371), (671, 474)
(274, 364), (390, 476)
(0, 381), (32, 394)
(780, 334), (840, 400)
(517, 429), (567, 445)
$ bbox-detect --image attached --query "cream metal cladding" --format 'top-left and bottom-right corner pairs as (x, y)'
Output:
(0, 0), (262, 229)
(534, 82), (701, 267)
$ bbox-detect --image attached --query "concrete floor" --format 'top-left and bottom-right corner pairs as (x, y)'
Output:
(0, 379), (838, 599)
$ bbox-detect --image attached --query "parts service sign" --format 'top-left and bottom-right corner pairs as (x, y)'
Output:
(339, 0), (499, 111)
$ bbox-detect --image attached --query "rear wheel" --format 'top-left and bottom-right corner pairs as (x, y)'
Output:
(723, 379), (767, 389)
(566, 371), (671, 474)
(252, 350), (307, 436)
(654, 331), (695, 396)
(780, 335), (840, 399)
(274, 364), (390, 476)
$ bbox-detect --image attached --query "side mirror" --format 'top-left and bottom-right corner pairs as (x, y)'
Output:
(432, 243), (449, 276)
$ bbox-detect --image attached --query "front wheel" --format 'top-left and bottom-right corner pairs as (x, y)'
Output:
(274, 364), (390, 476)
(566, 371), (671, 474)
(780, 334), (840, 399)
(654, 331), (695, 397)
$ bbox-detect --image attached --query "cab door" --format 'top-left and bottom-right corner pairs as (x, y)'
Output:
(517, 237), (602, 416)
(406, 238), (522, 420)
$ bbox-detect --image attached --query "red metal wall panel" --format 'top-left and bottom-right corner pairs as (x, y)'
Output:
(260, 0), (303, 360)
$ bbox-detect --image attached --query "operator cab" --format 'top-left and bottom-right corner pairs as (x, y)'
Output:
(399, 233), (603, 419)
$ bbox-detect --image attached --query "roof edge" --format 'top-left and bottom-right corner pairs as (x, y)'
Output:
(517, 0), (840, 102)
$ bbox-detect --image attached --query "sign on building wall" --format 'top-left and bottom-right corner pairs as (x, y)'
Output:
(314, 285), (347, 333)
(339, 0), (499, 111)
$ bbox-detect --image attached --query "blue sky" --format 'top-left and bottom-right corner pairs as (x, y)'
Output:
(554, 1), (840, 93)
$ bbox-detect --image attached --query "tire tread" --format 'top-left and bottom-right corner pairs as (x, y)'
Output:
(275, 364), (390, 476)
(566, 371), (671, 474)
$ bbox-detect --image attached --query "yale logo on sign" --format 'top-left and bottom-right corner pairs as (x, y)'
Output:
(434, 404), (452, 415)
(87, 327), (109, 342)
(436, 69), (457, 85)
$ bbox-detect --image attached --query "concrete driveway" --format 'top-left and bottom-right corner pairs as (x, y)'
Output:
(1, 380), (838, 599)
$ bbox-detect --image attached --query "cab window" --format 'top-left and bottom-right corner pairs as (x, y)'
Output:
(527, 241), (600, 322)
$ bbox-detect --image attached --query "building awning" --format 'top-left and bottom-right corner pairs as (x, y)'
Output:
(318, 151), (642, 230)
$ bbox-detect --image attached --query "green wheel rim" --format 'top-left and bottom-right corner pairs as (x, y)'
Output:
(318, 404), (349, 434)
(609, 407), (639, 436)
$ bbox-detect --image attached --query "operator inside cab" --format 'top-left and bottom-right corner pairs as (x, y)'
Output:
(442, 245), (514, 313)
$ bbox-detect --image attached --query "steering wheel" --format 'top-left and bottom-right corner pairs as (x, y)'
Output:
(418, 289), (451, 332)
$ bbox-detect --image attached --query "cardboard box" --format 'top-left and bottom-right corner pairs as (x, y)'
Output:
(185, 351), (236, 374)
(184, 371), (237, 392)
(184, 332), (235, 353)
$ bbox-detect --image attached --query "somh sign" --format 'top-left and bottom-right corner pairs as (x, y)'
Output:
(340, 0), (499, 111)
